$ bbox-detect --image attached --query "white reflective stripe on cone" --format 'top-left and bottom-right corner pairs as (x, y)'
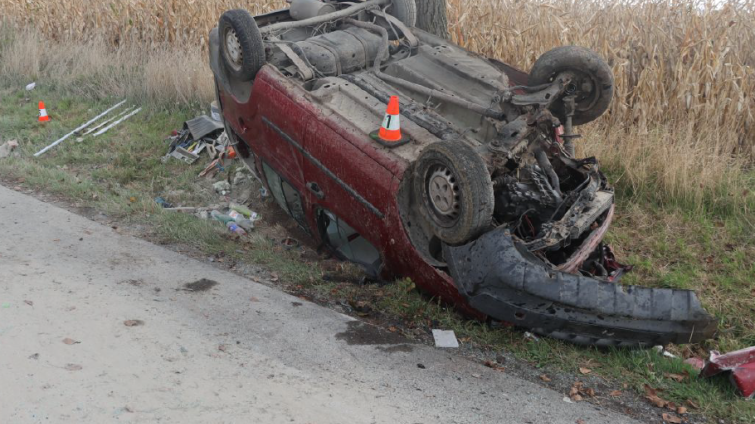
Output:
(381, 113), (401, 131)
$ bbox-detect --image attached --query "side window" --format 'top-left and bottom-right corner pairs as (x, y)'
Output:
(262, 162), (309, 233)
(317, 209), (382, 277)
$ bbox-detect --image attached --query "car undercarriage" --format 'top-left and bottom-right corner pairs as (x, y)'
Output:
(209, 0), (718, 347)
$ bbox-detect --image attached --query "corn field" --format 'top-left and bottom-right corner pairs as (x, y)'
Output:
(1, 0), (754, 208)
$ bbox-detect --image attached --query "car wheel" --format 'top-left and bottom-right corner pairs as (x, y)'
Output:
(386, 0), (417, 27)
(219, 9), (265, 82)
(413, 141), (494, 245)
(528, 46), (614, 125)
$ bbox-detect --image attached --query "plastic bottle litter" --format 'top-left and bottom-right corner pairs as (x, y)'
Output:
(227, 221), (247, 236)
(229, 210), (254, 230)
(230, 203), (253, 218)
(210, 210), (234, 225)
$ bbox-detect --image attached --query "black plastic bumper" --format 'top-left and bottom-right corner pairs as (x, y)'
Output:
(443, 229), (718, 347)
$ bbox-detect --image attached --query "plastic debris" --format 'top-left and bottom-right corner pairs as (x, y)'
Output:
(230, 202), (253, 217)
(432, 329), (459, 348)
(154, 197), (174, 208)
(211, 210), (235, 225)
(227, 221), (247, 236)
(25, 82), (36, 91)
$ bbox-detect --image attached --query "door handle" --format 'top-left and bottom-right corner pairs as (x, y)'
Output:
(306, 182), (325, 199)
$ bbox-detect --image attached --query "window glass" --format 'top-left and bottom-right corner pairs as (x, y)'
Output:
(319, 210), (381, 277)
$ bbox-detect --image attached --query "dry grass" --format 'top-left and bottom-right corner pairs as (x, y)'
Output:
(1, 0), (753, 210)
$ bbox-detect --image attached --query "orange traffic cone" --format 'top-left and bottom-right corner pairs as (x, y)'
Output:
(371, 96), (409, 147)
(38, 101), (50, 122)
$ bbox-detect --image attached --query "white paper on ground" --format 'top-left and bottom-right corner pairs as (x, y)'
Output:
(432, 329), (459, 348)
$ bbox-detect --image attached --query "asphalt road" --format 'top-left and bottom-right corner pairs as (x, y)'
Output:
(0, 184), (641, 423)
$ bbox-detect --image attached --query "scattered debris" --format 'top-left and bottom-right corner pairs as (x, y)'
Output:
(569, 381), (596, 402)
(28, 353), (40, 360)
(213, 181), (231, 195)
(654, 345), (678, 358)
(62, 338), (80, 345)
(25, 82), (36, 91)
(432, 329), (459, 348)
(578, 367), (592, 375)
(281, 237), (300, 250)
(417, 363), (426, 369)
(34, 99), (127, 157)
(183, 278), (219, 292)
(123, 320), (144, 327)
(0, 139), (19, 158)
(523, 332), (539, 342)
(684, 357), (705, 370)
(154, 197), (174, 208)
(484, 360), (505, 371)
(539, 374), (552, 382)
(701, 346), (755, 398)
(65, 363), (83, 371)
(23, 299), (33, 306)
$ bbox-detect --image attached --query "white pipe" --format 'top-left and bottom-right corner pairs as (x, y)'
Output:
(82, 107), (135, 136)
(34, 100), (127, 157)
(93, 107), (142, 136)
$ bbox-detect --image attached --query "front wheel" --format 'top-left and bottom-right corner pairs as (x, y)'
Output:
(412, 141), (494, 245)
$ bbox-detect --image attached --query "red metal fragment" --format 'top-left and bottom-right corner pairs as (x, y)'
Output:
(701, 346), (755, 399)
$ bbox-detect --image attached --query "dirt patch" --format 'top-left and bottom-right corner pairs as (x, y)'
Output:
(336, 321), (412, 346)
(183, 278), (218, 292)
(376, 344), (414, 354)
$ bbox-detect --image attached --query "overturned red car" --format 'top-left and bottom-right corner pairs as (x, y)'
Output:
(209, 0), (718, 346)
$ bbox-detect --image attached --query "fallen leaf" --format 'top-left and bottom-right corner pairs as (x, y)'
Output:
(676, 406), (687, 414)
(62, 338), (80, 345)
(570, 386), (580, 396)
(218, 344), (228, 352)
(609, 390), (622, 397)
(661, 413), (682, 423)
(685, 399), (699, 409)
(583, 387), (596, 397)
(540, 374), (552, 382)
(484, 361), (505, 371)
(645, 394), (668, 408)
(571, 394), (583, 402)
(664, 372), (687, 382)
(388, 326), (398, 332)
(579, 367), (592, 375)
(65, 364), (83, 371)
(124, 319), (144, 327)
(129, 196), (137, 203)
(24, 300), (33, 306)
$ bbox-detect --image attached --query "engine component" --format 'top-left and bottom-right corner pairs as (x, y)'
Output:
(294, 26), (384, 76)
(289, 0), (336, 21)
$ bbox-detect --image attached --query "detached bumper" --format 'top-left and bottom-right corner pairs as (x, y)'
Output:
(443, 228), (718, 347)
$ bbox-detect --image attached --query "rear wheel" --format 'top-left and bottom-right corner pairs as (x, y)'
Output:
(386, 0), (417, 27)
(413, 141), (493, 245)
(219, 9), (265, 81)
(529, 46), (614, 125)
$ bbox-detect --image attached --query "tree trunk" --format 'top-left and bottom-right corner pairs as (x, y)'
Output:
(415, 0), (448, 39)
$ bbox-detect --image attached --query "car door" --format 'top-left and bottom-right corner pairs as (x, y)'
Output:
(302, 118), (394, 274)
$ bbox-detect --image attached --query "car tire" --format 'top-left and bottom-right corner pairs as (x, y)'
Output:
(528, 46), (614, 125)
(387, 0), (417, 27)
(413, 141), (494, 245)
(219, 9), (265, 82)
